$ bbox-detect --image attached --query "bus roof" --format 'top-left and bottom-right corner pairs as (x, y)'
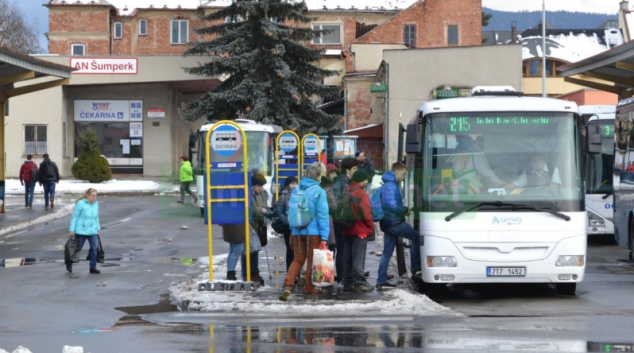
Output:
(417, 96), (579, 117)
(199, 120), (276, 133)
(579, 105), (615, 122)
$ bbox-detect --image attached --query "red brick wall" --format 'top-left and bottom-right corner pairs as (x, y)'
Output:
(49, 38), (109, 56)
(354, 0), (482, 47)
(49, 7), (110, 33)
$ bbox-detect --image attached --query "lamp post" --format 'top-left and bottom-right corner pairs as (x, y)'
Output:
(542, 0), (547, 97)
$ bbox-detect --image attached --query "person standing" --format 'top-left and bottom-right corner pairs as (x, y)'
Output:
(279, 163), (330, 301)
(376, 162), (421, 289)
(273, 176), (298, 271)
(68, 188), (101, 274)
(242, 172), (270, 284)
(320, 149), (327, 165)
(178, 156), (197, 204)
(326, 164), (339, 181)
(320, 175), (337, 253)
(341, 170), (374, 292)
(38, 153), (60, 208)
(332, 158), (359, 283)
(356, 151), (376, 194)
(19, 154), (38, 208)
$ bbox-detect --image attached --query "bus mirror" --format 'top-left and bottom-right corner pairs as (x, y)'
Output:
(406, 124), (421, 154)
(586, 124), (602, 154)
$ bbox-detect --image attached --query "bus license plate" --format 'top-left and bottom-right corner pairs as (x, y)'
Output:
(487, 267), (526, 277)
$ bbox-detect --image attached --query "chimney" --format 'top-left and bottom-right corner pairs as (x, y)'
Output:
(621, 0), (629, 11)
(511, 21), (517, 44)
(538, 21), (543, 30)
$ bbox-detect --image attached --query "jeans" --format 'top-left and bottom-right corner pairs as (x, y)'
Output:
(75, 234), (99, 269)
(377, 222), (422, 285)
(334, 227), (345, 282)
(227, 242), (244, 272)
(43, 181), (56, 206)
(342, 235), (368, 286)
(24, 181), (35, 206)
(241, 251), (259, 277)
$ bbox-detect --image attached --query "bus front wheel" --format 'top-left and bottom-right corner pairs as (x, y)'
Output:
(417, 278), (447, 295)
(555, 283), (576, 295)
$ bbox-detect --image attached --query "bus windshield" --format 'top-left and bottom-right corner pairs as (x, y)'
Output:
(196, 130), (272, 177)
(422, 112), (583, 213)
(585, 120), (614, 194)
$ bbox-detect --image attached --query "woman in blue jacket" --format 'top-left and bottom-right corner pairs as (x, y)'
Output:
(67, 188), (101, 274)
(279, 163), (330, 301)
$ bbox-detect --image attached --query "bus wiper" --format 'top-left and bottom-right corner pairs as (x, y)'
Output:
(497, 203), (571, 222)
(445, 201), (521, 222)
(602, 192), (613, 200)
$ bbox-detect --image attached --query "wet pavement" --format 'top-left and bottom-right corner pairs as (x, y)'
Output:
(1, 196), (634, 352)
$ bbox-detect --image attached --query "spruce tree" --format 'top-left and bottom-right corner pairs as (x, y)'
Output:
(181, 0), (341, 133)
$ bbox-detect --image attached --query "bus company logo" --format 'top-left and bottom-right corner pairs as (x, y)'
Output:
(492, 216), (522, 225)
(92, 103), (111, 110)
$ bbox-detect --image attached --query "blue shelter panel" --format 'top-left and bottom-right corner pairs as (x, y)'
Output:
(204, 172), (252, 225)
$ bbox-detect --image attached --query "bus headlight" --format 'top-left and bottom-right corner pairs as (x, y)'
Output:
(588, 211), (605, 227)
(556, 255), (584, 267)
(427, 256), (457, 267)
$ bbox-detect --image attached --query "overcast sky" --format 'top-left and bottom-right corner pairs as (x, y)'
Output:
(14, 0), (628, 53)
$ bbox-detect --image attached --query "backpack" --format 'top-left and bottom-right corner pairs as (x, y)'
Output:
(30, 164), (38, 182)
(287, 185), (319, 230)
(334, 186), (361, 230)
(370, 186), (385, 222)
(43, 162), (56, 178)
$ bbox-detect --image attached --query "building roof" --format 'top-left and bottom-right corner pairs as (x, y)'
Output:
(46, 0), (418, 16)
(520, 28), (624, 63)
(481, 30), (513, 45)
(0, 46), (73, 78)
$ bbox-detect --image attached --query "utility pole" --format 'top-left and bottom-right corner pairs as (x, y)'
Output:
(542, 0), (547, 97)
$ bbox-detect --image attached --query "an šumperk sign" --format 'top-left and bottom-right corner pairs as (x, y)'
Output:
(370, 82), (387, 93)
(70, 58), (138, 74)
(74, 100), (143, 122)
(279, 132), (298, 152)
(303, 135), (319, 155)
(210, 125), (242, 157)
(433, 86), (471, 100)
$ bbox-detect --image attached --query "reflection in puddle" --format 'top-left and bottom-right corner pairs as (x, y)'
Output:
(198, 325), (634, 352)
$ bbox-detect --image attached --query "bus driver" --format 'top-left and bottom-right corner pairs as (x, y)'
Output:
(506, 154), (561, 189)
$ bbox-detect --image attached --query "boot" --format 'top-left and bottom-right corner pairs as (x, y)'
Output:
(226, 271), (237, 281)
(244, 271), (265, 285)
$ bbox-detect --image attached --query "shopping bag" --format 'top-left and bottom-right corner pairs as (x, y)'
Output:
(244, 227), (262, 254)
(85, 235), (105, 263)
(311, 244), (335, 287)
(64, 237), (80, 264)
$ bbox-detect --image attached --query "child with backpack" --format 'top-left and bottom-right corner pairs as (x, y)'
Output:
(19, 154), (38, 208)
(279, 163), (330, 301)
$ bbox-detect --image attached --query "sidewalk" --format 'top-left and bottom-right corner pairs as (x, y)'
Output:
(4, 179), (160, 196)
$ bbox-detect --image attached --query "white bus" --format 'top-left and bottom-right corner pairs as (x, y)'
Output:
(579, 105), (615, 236)
(404, 87), (586, 295)
(191, 119), (280, 215)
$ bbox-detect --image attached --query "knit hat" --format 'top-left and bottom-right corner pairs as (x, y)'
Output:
(326, 164), (339, 176)
(283, 176), (298, 189)
(320, 176), (333, 188)
(251, 172), (267, 187)
(351, 170), (369, 183)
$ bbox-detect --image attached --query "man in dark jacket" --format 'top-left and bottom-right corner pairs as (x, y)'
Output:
(273, 176), (298, 270)
(19, 154), (38, 208)
(332, 157), (359, 283)
(376, 162), (421, 290)
(356, 151), (375, 194)
(39, 153), (60, 208)
(342, 170), (374, 292)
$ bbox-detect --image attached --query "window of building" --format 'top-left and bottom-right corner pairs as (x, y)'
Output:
(404, 24), (416, 47)
(71, 43), (85, 56)
(74, 123), (142, 159)
(114, 22), (123, 39)
(139, 19), (147, 35)
(448, 25), (459, 45)
(171, 20), (189, 44)
(24, 125), (47, 155)
(522, 59), (569, 77)
(225, 16), (243, 23)
(312, 24), (342, 44)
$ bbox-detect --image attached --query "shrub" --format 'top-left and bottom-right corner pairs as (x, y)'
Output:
(71, 127), (112, 183)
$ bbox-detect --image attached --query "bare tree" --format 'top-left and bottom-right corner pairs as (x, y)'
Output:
(0, 0), (41, 54)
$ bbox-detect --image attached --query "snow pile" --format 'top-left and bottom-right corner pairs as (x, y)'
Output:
(0, 204), (75, 237)
(169, 255), (458, 317)
(4, 179), (159, 195)
(0, 347), (86, 353)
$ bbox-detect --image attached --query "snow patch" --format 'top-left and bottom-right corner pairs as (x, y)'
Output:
(0, 204), (75, 237)
(62, 347), (84, 353)
(4, 179), (158, 195)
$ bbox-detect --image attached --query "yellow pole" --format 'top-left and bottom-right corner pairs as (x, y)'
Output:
(205, 121), (250, 282)
(0, 99), (5, 214)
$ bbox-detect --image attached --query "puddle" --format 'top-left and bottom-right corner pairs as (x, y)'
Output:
(115, 293), (178, 315)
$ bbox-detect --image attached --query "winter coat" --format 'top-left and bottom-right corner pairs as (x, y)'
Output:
(69, 199), (101, 236)
(273, 188), (292, 227)
(19, 160), (38, 183)
(342, 182), (374, 236)
(221, 191), (267, 244)
(179, 161), (194, 182)
(290, 177), (330, 242)
(39, 158), (60, 183)
(332, 174), (351, 210)
(322, 183), (337, 245)
(358, 160), (376, 181)
(379, 171), (409, 232)
(252, 189), (269, 247)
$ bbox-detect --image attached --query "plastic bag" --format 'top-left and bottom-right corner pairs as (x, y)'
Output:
(311, 244), (335, 287)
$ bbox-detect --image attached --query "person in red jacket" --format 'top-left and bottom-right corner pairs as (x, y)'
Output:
(19, 154), (38, 208)
(341, 169), (374, 292)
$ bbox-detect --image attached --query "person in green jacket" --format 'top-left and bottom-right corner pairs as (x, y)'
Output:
(178, 156), (197, 204)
